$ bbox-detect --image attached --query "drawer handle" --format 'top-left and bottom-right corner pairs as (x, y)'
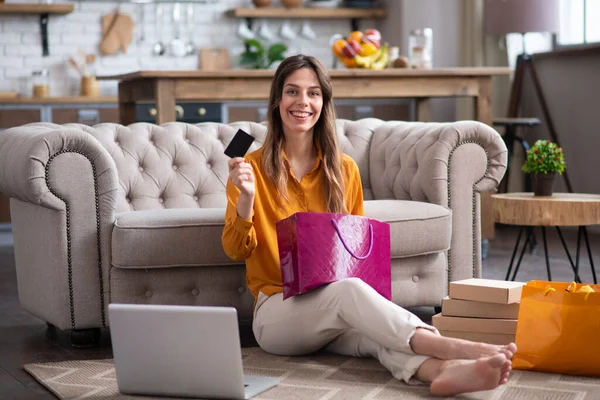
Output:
(198, 107), (206, 116)
(175, 105), (184, 119)
(149, 107), (184, 119)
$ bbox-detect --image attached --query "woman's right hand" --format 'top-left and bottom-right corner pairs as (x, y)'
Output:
(228, 157), (255, 197)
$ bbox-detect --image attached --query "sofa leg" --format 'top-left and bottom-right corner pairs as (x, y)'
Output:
(70, 328), (101, 348)
(45, 322), (57, 340)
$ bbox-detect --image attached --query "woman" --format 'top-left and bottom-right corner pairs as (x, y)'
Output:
(222, 54), (515, 397)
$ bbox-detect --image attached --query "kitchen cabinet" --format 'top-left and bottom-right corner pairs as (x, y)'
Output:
(135, 102), (225, 124)
(0, 109), (41, 130)
(51, 108), (120, 125)
(0, 97), (119, 128)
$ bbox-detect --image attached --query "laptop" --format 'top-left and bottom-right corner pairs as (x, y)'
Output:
(108, 303), (280, 399)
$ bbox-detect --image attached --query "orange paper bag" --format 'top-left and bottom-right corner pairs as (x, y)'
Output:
(513, 280), (600, 376)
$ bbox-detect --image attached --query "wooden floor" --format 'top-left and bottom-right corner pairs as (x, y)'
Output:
(0, 224), (598, 399)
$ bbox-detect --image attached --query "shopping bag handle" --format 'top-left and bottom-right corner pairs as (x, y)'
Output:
(330, 219), (373, 260)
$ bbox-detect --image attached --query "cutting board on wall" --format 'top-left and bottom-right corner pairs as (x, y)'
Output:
(199, 48), (230, 71)
(100, 11), (135, 55)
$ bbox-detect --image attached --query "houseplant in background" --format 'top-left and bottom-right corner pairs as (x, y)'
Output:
(522, 139), (566, 196)
(240, 39), (287, 69)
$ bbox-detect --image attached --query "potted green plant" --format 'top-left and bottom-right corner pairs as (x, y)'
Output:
(240, 39), (287, 69)
(522, 139), (566, 196)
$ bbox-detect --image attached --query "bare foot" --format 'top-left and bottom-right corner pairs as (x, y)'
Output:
(411, 329), (517, 360)
(430, 353), (510, 397)
(446, 339), (516, 360)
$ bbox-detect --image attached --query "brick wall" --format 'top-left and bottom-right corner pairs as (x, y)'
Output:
(0, 0), (360, 97)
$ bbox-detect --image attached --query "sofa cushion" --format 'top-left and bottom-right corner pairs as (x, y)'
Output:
(112, 208), (236, 269)
(112, 200), (451, 269)
(364, 200), (451, 258)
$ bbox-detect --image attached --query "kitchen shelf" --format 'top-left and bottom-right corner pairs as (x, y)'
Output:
(73, 0), (218, 3)
(0, 3), (74, 14)
(227, 7), (387, 19)
(0, 3), (75, 57)
(228, 7), (387, 32)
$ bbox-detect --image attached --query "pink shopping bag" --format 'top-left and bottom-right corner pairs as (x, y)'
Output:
(276, 212), (391, 300)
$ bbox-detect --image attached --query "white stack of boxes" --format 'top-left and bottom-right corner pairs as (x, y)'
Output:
(432, 278), (525, 345)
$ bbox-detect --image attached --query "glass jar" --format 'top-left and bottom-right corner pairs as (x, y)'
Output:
(408, 28), (433, 69)
(387, 46), (400, 68)
(31, 69), (49, 98)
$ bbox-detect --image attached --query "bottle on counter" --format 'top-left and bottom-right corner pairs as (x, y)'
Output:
(408, 28), (433, 69)
(31, 69), (50, 98)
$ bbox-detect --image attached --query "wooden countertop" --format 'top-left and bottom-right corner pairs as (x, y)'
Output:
(98, 67), (513, 81)
(0, 96), (118, 104)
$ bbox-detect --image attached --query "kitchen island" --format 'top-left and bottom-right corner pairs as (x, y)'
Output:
(100, 68), (511, 126)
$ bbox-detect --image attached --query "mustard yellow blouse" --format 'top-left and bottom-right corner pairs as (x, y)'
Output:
(221, 146), (364, 302)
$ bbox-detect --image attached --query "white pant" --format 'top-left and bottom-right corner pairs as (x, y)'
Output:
(252, 277), (438, 383)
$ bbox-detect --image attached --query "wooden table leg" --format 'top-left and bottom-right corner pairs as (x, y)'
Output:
(118, 81), (136, 125)
(474, 78), (492, 126)
(415, 98), (432, 122)
(155, 79), (176, 125)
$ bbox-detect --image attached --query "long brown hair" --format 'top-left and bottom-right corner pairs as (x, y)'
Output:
(263, 55), (347, 213)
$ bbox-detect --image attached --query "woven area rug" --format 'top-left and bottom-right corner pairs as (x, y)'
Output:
(24, 347), (600, 400)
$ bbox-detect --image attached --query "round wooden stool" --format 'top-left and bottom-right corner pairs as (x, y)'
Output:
(492, 192), (600, 283)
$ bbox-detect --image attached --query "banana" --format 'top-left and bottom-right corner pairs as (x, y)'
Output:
(370, 44), (389, 70)
(353, 43), (390, 69)
(354, 48), (383, 69)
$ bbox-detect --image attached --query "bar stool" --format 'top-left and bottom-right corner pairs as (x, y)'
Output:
(493, 117), (541, 251)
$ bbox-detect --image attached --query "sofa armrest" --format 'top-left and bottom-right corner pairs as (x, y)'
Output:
(0, 123), (119, 330)
(370, 120), (507, 287)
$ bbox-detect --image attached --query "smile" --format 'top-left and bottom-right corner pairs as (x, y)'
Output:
(289, 111), (313, 119)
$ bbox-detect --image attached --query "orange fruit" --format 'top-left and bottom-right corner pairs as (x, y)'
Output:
(358, 42), (378, 57)
(332, 39), (347, 58)
(347, 30), (363, 43)
(342, 57), (357, 68)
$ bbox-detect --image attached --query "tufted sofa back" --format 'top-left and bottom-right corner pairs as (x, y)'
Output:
(86, 120), (376, 214)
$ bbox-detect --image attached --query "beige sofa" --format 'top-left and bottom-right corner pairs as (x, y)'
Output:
(0, 119), (506, 344)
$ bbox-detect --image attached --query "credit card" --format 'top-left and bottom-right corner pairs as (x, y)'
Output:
(224, 129), (255, 158)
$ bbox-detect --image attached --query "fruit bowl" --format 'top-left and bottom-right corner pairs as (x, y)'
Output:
(331, 29), (389, 70)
